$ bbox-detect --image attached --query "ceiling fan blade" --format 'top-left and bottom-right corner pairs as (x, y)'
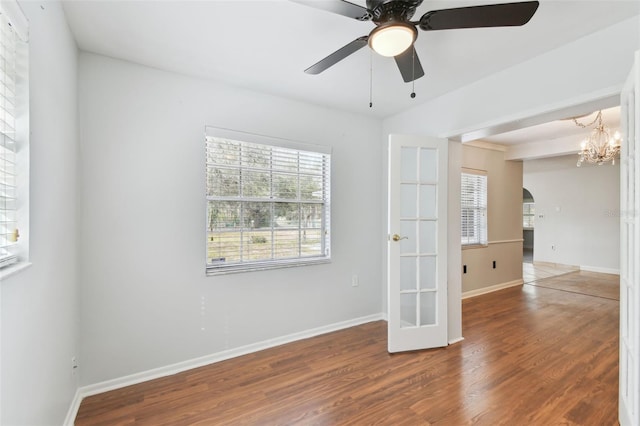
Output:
(394, 46), (425, 83)
(305, 36), (369, 75)
(419, 1), (539, 31)
(290, 0), (371, 21)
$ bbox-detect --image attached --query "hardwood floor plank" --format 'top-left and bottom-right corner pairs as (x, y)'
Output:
(75, 271), (619, 425)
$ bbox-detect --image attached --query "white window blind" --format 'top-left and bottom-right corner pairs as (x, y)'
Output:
(205, 130), (331, 275)
(0, 8), (22, 269)
(461, 171), (487, 246)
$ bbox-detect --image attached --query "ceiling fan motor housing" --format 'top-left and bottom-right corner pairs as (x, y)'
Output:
(367, 0), (423, 24)
(297, 0), (539, 83)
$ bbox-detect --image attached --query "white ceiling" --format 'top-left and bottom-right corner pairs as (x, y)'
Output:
(61, 0), (640, 119)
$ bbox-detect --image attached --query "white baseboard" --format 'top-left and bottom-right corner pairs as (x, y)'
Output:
(533, 260), (579, 270)
(580, 265), (620, 275)
(619, 403), (633, 426)
(68, 313), (384, 422)
(462, 279), (524, 299)
(448, 336), (465, 345)
(63, 388), (82, 426)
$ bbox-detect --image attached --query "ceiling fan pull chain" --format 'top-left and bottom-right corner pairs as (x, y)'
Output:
(410, 47), (416, 99)
(369, 50), (373, 108)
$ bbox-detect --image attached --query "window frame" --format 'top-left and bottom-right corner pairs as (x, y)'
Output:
(205, 127), (331, 276)
(460, 168), (488, 247)
(0, 0), (29, 277)
(523, 201), (535, 229)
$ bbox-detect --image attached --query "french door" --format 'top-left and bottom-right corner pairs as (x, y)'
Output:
(388, 134), (448, 352)
(620, 50), (640, 426)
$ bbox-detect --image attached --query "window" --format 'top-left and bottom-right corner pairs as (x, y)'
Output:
(461, 170), (487, 246)
(1, 1), (28, 271)
(523, 202), (535, 228)
(205, 127), (331, 275)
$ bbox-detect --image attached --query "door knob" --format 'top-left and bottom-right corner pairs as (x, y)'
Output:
(391, 234), (408, 242)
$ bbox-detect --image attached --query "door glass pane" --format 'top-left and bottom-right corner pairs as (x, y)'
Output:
(401, 184), (417, 218)
(401, 147), (417, 181)
(419, 148), (437, 182)
(400, 220), (416, 254)
(420, 292), (436, 325)
(400, 257), (417, 291)
(419, 184), (437, 218)
(400, 293), (417, 328)
(419, 220), (436, 254)
(419, 256), (437, 290)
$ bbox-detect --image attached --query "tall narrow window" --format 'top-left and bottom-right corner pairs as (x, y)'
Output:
(1, 2), (28, 270)
(523, 202), (535, 228)
(461, 170), (487, 246)
(205, 128), (331, 275)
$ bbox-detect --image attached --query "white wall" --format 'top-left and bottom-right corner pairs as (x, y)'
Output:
(523, 155), (620, 272)
(1, 1), (79, 424)
(77, 53), (384, 386)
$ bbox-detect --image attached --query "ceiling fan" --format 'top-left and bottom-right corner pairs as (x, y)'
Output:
(293, 0), (540, 83)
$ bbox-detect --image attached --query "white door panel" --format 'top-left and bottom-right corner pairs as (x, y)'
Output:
(388, 134), (448, 352)
(619, 49), (639, 426)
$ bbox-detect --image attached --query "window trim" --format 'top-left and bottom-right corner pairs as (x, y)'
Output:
(204, 126), (331, 276)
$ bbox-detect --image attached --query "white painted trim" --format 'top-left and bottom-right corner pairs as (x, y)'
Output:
(462, 279), (524, 299)
(580, 265), (620, 275)
(488, 239), (523, 245)
(63, 389), (82, 426)
(380, 312), (388, 322)
(0, 261), (32, 281)
(445, 85), (621, 142)
(464, 140), (508, 152)
(533, 260), (579, 270)
(620, 401), (632, 426)
(75, 313), (384, 401)
(448, 336), (465, 345)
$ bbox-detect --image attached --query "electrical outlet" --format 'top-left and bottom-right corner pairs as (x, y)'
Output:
(351, 274), (359, 287)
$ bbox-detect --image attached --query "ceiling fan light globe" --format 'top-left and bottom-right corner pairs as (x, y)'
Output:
(369, 24), (416, 57)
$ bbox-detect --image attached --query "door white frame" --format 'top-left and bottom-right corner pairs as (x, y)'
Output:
(619, 49), (639, 426)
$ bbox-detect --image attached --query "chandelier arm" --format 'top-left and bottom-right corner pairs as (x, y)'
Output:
(572, 111), (602, 129)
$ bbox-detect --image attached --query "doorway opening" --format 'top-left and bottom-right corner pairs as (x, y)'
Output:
(522, 187), (534, 264)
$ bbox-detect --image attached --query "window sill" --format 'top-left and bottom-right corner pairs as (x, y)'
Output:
(461, 244), (488, 250)
(207, 257), (331, 276)
(0, 261), (32, 281)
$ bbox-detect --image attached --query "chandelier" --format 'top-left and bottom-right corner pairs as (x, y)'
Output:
(574, 111), (622, 167)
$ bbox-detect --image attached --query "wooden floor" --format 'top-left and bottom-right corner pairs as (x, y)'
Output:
(76, 271), (619, 425)
(522, 261), (579, 284)
(527, 270), (620, 301)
